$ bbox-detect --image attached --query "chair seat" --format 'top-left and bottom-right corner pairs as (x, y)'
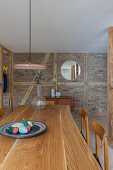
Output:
(80, 131), (86, 142)
(93, 153), (103, 169)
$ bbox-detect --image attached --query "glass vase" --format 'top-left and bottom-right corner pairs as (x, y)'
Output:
(32, 84), (46, 111)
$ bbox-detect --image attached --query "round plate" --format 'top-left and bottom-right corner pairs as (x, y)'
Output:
(0, 121), (47, 138)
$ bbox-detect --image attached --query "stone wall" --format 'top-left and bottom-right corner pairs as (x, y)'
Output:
(3, 53), (107, 115)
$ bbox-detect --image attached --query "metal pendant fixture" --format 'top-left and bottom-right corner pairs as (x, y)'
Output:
(13, 63), (47, 70)
(13, 0), (46, 70)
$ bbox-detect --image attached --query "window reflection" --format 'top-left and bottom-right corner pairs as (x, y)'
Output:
(61, 60), (81, 80)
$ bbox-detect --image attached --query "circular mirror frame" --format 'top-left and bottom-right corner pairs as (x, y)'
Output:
(61, 60), (81, 80)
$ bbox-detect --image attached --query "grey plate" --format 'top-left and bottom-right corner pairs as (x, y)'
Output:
(0, 121), (47, 138)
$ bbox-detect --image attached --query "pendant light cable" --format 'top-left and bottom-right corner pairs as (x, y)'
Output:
(29, 0), (31, 61)
(13, 0), (47, 70)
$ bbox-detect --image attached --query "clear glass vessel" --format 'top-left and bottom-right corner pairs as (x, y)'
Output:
(32, 84), (46, 111)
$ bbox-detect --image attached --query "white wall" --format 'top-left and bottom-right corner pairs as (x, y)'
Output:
(0, 0), (113, 53)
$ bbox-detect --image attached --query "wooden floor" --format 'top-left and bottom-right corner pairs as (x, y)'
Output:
(72, 113), (113, 170)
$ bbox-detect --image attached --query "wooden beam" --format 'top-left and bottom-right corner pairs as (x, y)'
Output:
(9, 53), (13, 112)
(13, 82), (54, 86)
(57, 82), (84, 86)
(0, 44), (12, 54)
(84, 53), (88, 112)
(108, 26), (113, 145)
(88, 82), (107, 86)
(108, 27), (113, 83)
(53, 53), (57, 93)
(13, 81), (107, 87)
(20, 53), (50, 105)
(0, 46), (3, 108)
(53, 53), (57, 80)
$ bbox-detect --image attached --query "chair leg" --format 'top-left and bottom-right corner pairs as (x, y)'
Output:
(104, 137), (109, 170)
(96, 135), (99, 160)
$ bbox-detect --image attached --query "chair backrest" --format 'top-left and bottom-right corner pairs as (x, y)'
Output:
(78, 108), (89, 146)
(91, 120), (109, 170)
(46, 101), (54, 105)
(0, 108), (5, 117)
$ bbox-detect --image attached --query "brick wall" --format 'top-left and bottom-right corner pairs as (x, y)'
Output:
(3, 53), (107, 116)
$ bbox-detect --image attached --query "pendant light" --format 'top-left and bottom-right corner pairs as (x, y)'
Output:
(13, 0), (46, 70)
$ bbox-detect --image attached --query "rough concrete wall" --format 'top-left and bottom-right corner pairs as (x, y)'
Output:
(2, 53), (107, 116)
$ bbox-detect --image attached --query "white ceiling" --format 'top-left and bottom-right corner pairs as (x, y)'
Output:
(0, 0), (113, 53)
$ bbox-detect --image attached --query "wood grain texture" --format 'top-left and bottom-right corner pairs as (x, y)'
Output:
(53, 53), (57, 78)
(84, 53), (88, 112)
(0, 45), (12, 54)
(0, 105), (66, 170)
(91, 120), (109, 170)
(0, 108), (5, 117)
(0, 46), (3, 108)
(0, 44), (13, 110)
(108, 27), (113, 145)
(13, 81), (107, 86)
(0, 105), (31, 164)
(61, 106), (101, 170)
(96, 135), (100, 159)
(45, 96), (74, 112)
(46, 101), (54, 105)
(53, 53), (57, 93)
(9, 53), (13, 112)
(78, 108), (90, 146)
(104, 137), (109, 170)
(86, 116), (90, 146)
(57, 82), (84, 86)
(0, 105), (101, 170)
(13, 81), (54, 86)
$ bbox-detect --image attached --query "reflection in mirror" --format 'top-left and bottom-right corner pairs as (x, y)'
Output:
(61, 60), (81, 80)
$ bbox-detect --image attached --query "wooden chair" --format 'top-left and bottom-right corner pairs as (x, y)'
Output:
(78, 108), (90, 146)
(91, 120), (109, 170)
(0, 108), (5, 117)
(46, 101), (54, 105)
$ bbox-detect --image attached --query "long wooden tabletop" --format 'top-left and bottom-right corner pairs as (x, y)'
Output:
(0, 105), (101, 170)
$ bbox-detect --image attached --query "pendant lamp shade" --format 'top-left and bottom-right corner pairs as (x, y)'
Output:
(13, 64), (47, 70)
(13, 0), (46, 70)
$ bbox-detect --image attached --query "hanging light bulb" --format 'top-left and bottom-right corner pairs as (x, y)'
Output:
(13, 0), (46, 70)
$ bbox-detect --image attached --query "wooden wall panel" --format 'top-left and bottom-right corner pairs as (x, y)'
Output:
(9, 53), (13, 112)
(0, 46), (3, 108)
(108, 27), (113, 145)
(0, 45), (13, 112)
(53, 53), (57, 92)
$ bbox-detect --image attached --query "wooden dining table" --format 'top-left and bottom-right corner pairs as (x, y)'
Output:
(0, 105), (101, 170)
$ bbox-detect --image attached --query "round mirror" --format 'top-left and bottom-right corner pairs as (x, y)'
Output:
(61, 60), (81, 80)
